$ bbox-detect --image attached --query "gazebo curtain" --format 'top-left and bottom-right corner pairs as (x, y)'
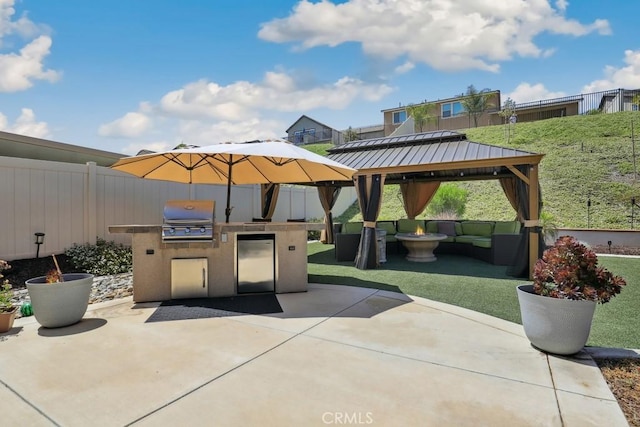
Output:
(499, 177), (520, 220)
(506, 166), (544, 277)
(259, 183), (280, 221)
(354, 174), (385, 269)
(317, 185), (341, 244)
(400, 181), (440, 219)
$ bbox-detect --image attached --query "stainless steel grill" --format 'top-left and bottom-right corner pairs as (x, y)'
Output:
(162, 200), (215, 242)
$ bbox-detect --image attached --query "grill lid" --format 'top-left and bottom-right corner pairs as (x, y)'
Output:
(163, 200), (215, 225)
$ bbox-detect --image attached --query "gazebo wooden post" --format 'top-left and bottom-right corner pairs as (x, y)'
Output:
(528, 164), (540, 279)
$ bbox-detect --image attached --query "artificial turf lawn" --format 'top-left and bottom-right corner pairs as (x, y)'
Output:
(307, 242), (640, 349)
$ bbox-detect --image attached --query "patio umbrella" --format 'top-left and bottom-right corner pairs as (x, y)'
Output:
(110, 138), (356, 222)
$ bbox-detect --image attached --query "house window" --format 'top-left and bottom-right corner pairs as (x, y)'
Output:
(392, 110), (407, 124)
(441, 101), (464, 118)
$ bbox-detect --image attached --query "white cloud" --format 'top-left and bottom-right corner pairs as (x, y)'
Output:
(0, 0), (49, 41)
(98, 112), (152, 138)
(117, 117), (286, 155)
(0, 35), (60, 92)
(0, 108), (50, 138)
(504, 83), (566, 104)
(582, 49), (640, 93)
(178, 117), (284, 146)
(555, 0), (568, 12)
(100, 70), (392, 151)
(258, 0), (611, 72)
(120, 141), (173, 156)
(394, 61), (415, 75)
(157, 72), (392, 121)
(0, 1), (59, 92)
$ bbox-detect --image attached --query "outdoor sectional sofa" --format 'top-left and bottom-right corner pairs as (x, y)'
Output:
(334, 219), (522, 265)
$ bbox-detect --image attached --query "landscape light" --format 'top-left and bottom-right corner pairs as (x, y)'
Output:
(34, 232), (45, 258)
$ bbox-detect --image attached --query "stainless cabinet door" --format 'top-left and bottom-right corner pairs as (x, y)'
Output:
(237, 237), (275, 293)
(171, 258), (208, 299)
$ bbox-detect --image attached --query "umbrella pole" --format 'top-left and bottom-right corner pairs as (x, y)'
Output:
(225, 157), (232, 223)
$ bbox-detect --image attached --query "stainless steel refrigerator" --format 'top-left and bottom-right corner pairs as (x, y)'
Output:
(236, 234), (275, 293)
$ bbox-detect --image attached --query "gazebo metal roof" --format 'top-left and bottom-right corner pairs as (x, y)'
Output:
(323, 130), (544, 277)
(326, 130), (543, 185)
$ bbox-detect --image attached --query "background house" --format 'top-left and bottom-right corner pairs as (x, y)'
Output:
(285, 115), (385, 145)
(341, 124), (385, 142)
(285, 115), (342, 145)
(598, 89), (640, 113)
(511, 97), (581, 122)
(380, 87), (640, 137)
(382, 91), (502, 136)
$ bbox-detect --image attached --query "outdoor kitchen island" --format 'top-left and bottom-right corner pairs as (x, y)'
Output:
(108, 222), (323, 303)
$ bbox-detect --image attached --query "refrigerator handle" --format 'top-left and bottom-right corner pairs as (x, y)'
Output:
(202, 268), (206, 288)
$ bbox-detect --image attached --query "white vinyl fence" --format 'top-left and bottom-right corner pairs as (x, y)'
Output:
(0, 156), (356, 261)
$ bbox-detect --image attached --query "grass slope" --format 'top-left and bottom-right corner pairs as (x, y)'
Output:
(336, 112), (640, 229)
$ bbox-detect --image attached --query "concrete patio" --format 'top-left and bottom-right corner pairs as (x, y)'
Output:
(0, 284), (629, 426)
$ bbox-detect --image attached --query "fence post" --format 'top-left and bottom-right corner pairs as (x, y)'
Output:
(85, 162), (97, 245)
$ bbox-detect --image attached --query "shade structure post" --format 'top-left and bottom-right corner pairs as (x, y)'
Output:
(528, 164), (540, 279)
(225, 155), (233, 223)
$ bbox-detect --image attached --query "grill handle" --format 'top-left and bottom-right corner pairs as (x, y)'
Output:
(202, 268), (206, 288)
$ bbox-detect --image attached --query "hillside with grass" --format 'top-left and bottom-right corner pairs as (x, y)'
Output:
(329, 112), (640, 229)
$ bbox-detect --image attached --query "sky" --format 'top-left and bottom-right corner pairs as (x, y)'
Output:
(1, 0), (639, 156)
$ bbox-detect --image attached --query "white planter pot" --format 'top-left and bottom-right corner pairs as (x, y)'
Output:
(516, 284), (596, 355)
(26, 273), (94, 328)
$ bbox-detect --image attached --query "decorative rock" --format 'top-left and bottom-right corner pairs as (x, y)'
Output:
(14, 272), (133, 318)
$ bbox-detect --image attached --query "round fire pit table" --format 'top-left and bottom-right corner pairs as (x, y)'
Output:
(395, 233), (448, 262)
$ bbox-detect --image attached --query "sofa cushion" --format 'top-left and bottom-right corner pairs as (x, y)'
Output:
(342, 222), (363, 234)
(426, 221), (459, 235)
(493, 221), (521, 234)
(426, 221), (438, 234)
(376, 221), (397, 243)
(440, 235), (456, 243)
(455, 235), (482, 244)
(472, 237), (492, 248)
(461, 221), (494, 237)
(376, 221), (396, 235)
(437, 221), (457, 236)
(397, 219), (425, 234)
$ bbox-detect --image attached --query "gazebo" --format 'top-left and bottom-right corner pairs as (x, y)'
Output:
(322, 130), (545, 277)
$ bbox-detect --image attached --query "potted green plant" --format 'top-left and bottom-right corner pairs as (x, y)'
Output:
(25, 255), (94, 328)
(0, 260), (18, 333)
(516, 236), (626, 355)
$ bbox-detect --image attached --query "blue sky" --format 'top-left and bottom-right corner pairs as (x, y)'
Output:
(1, 0), (639, 155)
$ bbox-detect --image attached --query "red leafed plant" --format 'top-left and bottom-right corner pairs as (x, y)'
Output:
(533, 236), (626, 303)
(45, 269), (63, 284)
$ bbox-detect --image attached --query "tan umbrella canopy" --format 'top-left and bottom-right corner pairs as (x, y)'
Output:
(111, 138), (356, 222)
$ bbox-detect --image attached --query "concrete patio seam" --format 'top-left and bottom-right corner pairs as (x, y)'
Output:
(125, 332), (301, 426)
(299, 329), (558, 392)
(407, 297), (527, 339)
(546, 354), (567, 427)
(0, 380), (62, 426)
(125, 291), (379, 426)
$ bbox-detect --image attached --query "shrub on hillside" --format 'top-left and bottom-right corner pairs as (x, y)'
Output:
(65, 238), (132, 276)
(427, 183), (468, 219)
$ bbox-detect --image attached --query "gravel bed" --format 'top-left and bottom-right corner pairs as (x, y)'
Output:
(11, 272), (133, 319)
